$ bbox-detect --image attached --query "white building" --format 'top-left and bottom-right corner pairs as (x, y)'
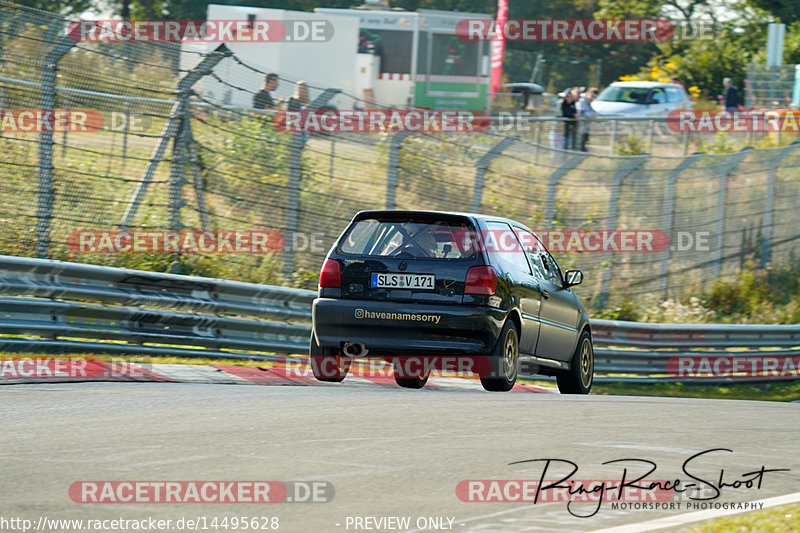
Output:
(180, 4), (493, 110)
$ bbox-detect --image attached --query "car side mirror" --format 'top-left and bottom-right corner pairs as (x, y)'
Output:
(565, 269), (583, 287)
(646, 98), (658, 105)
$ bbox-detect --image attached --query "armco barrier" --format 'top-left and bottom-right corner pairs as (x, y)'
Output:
(0, 255), (313, 360)
(588, 319), (800, 383)
(1, 255), (798, 383)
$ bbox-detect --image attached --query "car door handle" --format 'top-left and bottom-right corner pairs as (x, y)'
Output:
(540, 289), (550, 299)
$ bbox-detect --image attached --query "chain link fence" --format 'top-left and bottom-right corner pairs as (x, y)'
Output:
(2, 1), (800, 308)
(746, 63), (798, 109)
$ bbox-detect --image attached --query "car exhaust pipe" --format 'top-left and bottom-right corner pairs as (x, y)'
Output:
(342, 342), (367, 357)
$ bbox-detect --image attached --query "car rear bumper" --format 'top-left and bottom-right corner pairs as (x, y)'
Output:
(312, 298), (507, 356)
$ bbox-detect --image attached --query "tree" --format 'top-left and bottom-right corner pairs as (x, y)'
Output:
(747, 0), (800, 24)
(593, 0), (782, 99)
(21, 0), (94, 15)
(110, 0), (358, 20)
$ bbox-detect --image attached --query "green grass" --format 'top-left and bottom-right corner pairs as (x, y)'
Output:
(519, 378), (800, 402)
(594, 258), (800, 324)
(679, 504), (800, 532)
(591, 381), (800, 402)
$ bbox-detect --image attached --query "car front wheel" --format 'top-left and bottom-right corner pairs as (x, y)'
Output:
(556, 330), (593, 394)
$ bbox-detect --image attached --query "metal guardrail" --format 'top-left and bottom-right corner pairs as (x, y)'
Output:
(586, 319), (800, 383)
(1, 255), (798, 383)
(0, 255), (314, 360)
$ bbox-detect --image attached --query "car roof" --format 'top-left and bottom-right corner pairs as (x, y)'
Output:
(353, 209), (530, 229)
(607, 81), (682, 89)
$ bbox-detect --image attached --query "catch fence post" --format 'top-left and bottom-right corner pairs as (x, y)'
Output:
(659, 154), (702, 297)
(35, 33), (77, 258)
(596, 156), (646, 307)
(761, 141), (800, 268)
(121, 100), (130, 167)
(186, 118), (211, 231)
(470, 136), (517, 212)
(543, 154), (585, 226)
(0, 81), (5, 139)
(712, 147), (752, 279)
(608, 119), (618, 155)
(385, 131), (411, 209)
(282, 88), (340, 281)
(167, 109), (191, 232)
(120, 44), (231, 229)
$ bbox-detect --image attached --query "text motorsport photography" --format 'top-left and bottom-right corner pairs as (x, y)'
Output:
(458, 449), (791, 518)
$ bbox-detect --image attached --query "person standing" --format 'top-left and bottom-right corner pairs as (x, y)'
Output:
(722, 78), (739, 111)
(253, 72), (279, 109)
(578, 87), (598, 152)
(287, 81), (310, 112)
(560, 88), (578, 150)
(286, 81), (311, 145)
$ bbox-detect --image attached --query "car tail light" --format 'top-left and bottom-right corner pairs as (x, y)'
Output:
(319, 258), (341, 288)
(464, 266), (497, 295)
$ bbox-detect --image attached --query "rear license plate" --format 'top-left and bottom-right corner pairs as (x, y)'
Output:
(371, 273), (435, 290)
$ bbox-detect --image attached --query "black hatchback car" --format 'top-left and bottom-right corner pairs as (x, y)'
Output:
(310, 210), (593, 393)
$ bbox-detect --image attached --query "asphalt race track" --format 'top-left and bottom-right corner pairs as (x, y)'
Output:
(1, 381), (798, 533)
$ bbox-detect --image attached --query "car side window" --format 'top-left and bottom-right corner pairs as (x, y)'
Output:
(486, 222), (531, 276)
(541, 250), (564, 287)
(514, 228), (547, 280)
(666, 87), (683, 103)
(525, 233), (563, 286)
(649, 88), (666, 104)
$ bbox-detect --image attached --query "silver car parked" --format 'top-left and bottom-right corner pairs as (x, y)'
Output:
(592, 81), (692, 117)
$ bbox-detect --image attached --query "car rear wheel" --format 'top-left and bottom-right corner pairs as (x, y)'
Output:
(480, 321), (519, 392)
(310, 333), (351, 382)
(556, 330), (593, 394)
(393, 358), (431, 389)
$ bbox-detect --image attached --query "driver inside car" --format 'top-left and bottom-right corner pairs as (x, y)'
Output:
(414, 231), (439, 258)
(394, 228), (440, 258)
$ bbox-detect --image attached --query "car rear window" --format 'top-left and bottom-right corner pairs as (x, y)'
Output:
(339, 218), (476, 260)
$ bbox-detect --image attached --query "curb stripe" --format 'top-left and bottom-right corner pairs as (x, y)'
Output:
(1, 360), (558, 393)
